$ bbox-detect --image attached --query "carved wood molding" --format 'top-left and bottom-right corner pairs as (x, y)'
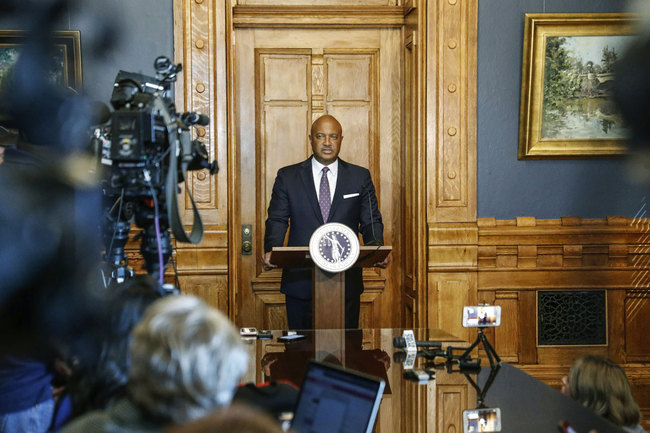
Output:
(426, 0), (478, 223)
(427, 222), (479, 271)
(478, 217), (650, 276)
(232, 5), (405, 28)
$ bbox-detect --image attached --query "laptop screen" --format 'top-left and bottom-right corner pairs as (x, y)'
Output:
(291, 361), (385, 433)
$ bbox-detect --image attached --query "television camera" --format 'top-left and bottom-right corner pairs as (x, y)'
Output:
(94, 56), (217, 287)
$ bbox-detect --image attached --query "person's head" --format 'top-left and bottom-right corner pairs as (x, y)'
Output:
(67, 275), (162, 414)
(128, 295), (249, 425)
(567, 354), (641, 427)
(309, 114), (343, 166)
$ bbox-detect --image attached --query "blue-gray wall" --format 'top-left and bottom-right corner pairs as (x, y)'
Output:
(73, 0), (174, 103)
(0, 0), (173, 103)
(478, 0), (648, 219)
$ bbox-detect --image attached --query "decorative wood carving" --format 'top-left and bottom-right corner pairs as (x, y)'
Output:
(235, 0), (398, 5)
(424, 0), (479, 339)
(232, 5), (404, 28)
(426, 0), (477, 223)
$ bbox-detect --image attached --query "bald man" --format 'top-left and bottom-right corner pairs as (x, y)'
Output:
(263, 115), (389, 329)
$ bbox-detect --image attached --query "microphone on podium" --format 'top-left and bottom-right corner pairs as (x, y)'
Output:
(361, 183), (382, 247)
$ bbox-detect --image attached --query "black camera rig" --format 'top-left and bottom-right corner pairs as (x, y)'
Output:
(95, 56), (217, 287)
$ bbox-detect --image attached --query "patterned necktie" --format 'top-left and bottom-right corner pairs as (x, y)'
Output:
(319, 167), (331, 223)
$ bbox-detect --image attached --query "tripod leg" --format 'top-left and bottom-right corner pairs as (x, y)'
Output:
(460, 337), (481, 360)
(479, 332), (501, 367)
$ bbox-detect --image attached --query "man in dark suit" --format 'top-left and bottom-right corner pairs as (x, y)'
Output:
(262, 114), (389, 329)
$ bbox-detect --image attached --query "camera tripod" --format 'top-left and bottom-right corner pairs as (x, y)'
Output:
(460, 327), (501, 369)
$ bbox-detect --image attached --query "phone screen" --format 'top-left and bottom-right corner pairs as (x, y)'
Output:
(462, 408), (501, 432)
(462, 306), (502, 327)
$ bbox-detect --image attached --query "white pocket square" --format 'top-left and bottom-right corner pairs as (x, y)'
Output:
(343, 193), (360, 199)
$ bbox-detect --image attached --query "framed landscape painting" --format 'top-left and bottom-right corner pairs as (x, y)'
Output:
(0, 30), (82, 93)
(518, 14), (636, 159)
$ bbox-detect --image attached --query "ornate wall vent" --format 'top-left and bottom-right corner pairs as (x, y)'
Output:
(538, 290), (607, 346)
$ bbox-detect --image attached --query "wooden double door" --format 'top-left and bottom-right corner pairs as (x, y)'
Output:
(232, 26), (402, 329)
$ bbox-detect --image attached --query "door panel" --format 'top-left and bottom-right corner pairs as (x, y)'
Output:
(235, 27), (400, 329)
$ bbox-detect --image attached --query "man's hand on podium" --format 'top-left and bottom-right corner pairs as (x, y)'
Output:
(262, 251), (277, 271)
(374, 253), (391, 269)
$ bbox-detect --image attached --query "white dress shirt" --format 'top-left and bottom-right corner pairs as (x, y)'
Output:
(311, 157), (338, 204)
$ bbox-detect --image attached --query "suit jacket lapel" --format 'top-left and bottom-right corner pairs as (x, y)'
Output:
(299, 157), (324, 224)
(328, 158), (346, 221)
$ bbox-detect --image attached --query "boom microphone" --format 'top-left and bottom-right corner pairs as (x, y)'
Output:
(393, 336), (442, 350)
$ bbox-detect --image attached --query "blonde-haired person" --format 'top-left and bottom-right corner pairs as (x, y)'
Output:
(165, 404), (286, 433)
(561, 354), (646, 433)
(63, 295), (249, 433)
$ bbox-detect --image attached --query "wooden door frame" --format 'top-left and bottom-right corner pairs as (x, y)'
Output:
(172, 0), (480, 331)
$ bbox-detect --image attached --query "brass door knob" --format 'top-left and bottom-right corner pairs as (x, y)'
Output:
(242, 241), (252, 253)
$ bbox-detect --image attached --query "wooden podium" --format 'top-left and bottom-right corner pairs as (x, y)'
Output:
(270, 245), (391, 329)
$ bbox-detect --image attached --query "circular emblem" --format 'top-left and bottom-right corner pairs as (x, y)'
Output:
(309, 223), (360, 273)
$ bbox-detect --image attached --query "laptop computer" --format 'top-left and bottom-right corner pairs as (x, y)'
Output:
(291, 360), (386, 433)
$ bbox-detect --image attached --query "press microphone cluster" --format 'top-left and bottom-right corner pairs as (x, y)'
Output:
(393, 336), (442, 350)
(403, 369), (436, 383)
(393, 349), (445, 364)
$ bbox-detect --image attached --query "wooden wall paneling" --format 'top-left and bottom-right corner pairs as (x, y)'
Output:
(359, 290), (382, 329)
(178, 275), (230, 311)
(625, 290), (650, 362)
(436, 385), (467, 433)
(435, 358), (474, 433)
(608, 289), (626, 364)
(402, 22), (419, 327)
(172, 0), (231, 317)
(477, 216), (650, 370)
(427, 222), (478, 337)
(254, 292), (288, 330)
(403, 293), (416, 329)
(175, 0), (225, 225)
(401, 0), (430, 330)
(235, 0), (399, 6)
(627, 366), (650, 432)
(518, 289), (537, 364)
(376, 26), (403, 328)
(233, 27), (258, 326)
(426, 0), (477, 224)
(424, 0), (479, 333)
(232, 5), (404, 28)
(493, 291), (519, 363)
(537, 346), (609, 366)
(429, 273), (474, 342)
(401, 382), (427, 433)
(231, 23), (401, 328)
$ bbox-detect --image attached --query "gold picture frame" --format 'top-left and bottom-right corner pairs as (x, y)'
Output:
(0, 30), (82, 93)
(518, 13), (636, 159)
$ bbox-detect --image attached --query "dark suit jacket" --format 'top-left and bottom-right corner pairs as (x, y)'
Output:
(264, 156), (384, 300)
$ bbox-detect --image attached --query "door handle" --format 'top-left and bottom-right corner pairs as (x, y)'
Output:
(242, 224), (252, 255)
